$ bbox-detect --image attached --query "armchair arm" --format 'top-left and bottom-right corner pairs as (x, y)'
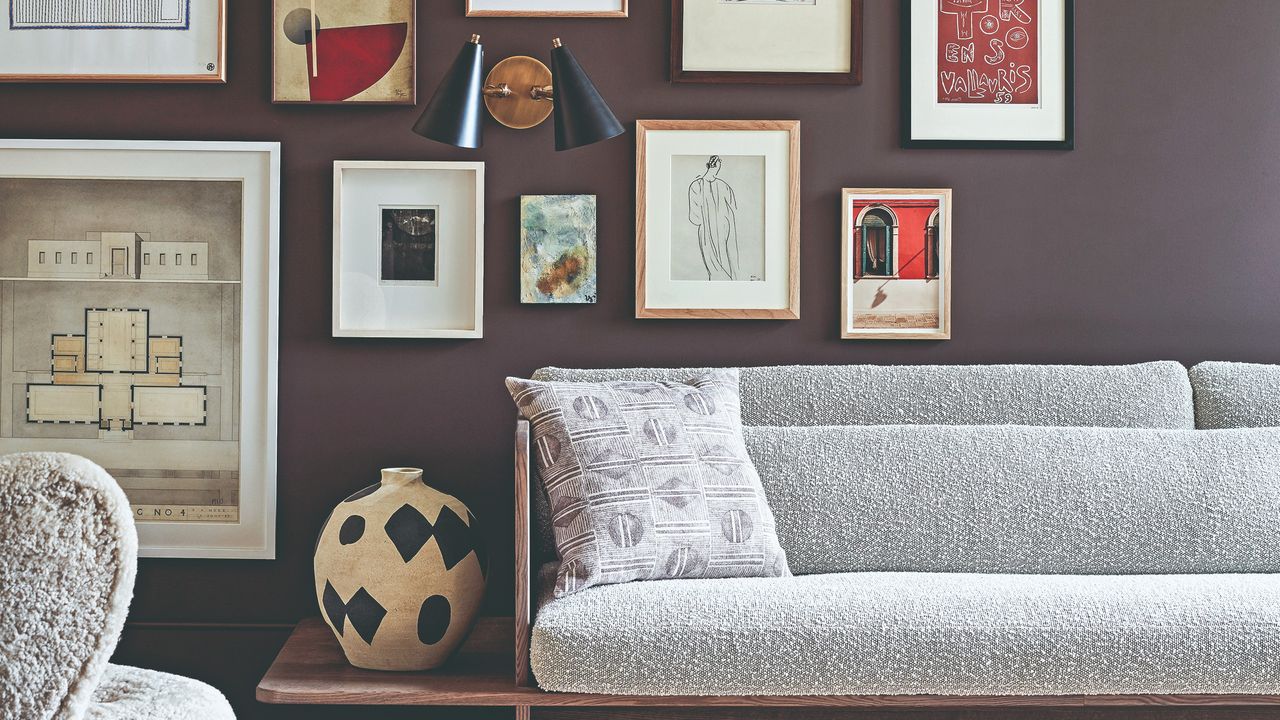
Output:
(514, 417), (533, 687)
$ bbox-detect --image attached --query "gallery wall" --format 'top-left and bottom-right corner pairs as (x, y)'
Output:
(3, 1), (1280, 717)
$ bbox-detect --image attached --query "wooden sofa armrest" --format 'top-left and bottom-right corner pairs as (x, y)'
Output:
(514, 417), (533, 687)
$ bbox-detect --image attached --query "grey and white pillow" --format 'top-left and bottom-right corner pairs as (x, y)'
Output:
(506, 369), (790, 596)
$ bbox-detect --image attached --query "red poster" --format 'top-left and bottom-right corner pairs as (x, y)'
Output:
(937, 0), (1038, 104)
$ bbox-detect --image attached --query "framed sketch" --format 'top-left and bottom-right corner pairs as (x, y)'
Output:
(0, 140), (280, 558)
(636, 120), (800, 320)
(520, 195), (598, 304)
(333, 161), (485, 338)
(841, 188), (952, 340)
(902, 0), (1074, 148)
(466, 0), (627, 17)
(273, 0), (416, 104)
(671, 0), (862, 84)
(0, 0), (226, 82)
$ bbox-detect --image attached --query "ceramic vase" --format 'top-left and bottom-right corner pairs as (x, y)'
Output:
(314, 467), (487, 671)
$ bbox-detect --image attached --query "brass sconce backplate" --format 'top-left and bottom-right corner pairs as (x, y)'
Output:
(484, 56), (554, 130)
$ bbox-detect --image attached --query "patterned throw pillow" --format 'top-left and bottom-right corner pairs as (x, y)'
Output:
(506, 369), (790, 597)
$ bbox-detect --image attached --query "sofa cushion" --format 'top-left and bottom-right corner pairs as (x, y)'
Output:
(744, 425), (1280, 575)
(1191, 361), (1280, 428)
(532, 571), (1280, 696)
(507, 370), (789, 596)
(534, 362), (1196, 428)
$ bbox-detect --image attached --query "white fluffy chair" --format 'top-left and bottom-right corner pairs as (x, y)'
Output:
(0, 453), (235, 720)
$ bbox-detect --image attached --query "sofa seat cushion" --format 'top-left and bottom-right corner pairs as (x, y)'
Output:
(87, 664), (235, 720)
(1191, 361), (1280, 428)
(531, 572), (1280, 696)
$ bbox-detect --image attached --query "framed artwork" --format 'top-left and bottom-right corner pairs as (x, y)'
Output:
(636, 120), (800, 320)
(841, 188), (952, 340)
(520, 195), (598, 304)
(671, 0), (862, 85)
(272, 0), (416, 104)
(902, 0), (1074, 148)
(0, 0), (226, 82)
(333, 161), (485, 339)
(0, 140), (280, 558)
(466, 1), (627, 17)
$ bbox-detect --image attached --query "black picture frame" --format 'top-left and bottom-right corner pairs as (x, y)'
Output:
(900, 0), (1074, 150)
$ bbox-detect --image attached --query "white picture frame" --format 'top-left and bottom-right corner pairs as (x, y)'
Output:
(0, 139), (280, 558)
(332, 161), (485, 339)
(466, 0), (627, 17)
(636, 120), (800, 320)
(0, 0), (226, 82)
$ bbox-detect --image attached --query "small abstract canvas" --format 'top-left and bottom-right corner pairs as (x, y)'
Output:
(272, 0), (415, 104)
(520, 195), (598, 304)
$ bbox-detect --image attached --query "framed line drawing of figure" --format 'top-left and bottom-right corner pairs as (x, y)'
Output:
(636, 120), (800, 320)
(0, 140), (280, 558)
(0, 0), (226, 82)
(841, 188), (952, 340)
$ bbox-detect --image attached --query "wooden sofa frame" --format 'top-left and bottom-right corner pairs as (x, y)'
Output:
(513, 418), (1280, 714)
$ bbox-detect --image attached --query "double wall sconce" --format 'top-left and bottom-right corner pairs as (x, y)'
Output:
(413, 35), (624, 151)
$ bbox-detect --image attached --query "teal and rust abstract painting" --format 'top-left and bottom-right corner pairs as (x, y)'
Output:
(520, 195), (598, 304)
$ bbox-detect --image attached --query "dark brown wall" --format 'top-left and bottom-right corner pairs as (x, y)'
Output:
(4, 0), (1280, 717)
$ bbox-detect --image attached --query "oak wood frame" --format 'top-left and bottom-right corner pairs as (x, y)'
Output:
(840, 188), (952, 340)
(271, 0), (417, 105)
(635, 119), (801, 320)
(671, 0), (863, 85)
(0, 0), (226, 83)
(466, 0), (628, 18)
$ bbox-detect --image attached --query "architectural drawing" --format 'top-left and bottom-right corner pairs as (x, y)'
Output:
(0, 177), (242, 523)
(10, 0), (192, 30)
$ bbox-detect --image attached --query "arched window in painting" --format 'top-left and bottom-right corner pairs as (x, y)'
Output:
(925, 208), (941, 280)
(855, 207), (897, 279)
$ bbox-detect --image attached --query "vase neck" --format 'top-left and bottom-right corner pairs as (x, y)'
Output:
(380, 467), (423, 486)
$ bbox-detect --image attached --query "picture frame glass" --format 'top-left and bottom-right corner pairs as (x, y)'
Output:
(905, 0), (1071, 145)
(467, 0), (626, 16)
(842, 189), (951, 339)
(680, 0), (853, 74)
(0, 141), (280, 558)
(0, 0), (224, 80)
(334, 163), (483, 338)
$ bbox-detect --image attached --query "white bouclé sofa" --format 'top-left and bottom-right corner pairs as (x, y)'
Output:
(513, 361), (1280, 703)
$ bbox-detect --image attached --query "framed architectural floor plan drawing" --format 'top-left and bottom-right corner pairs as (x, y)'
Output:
(0, 0), (226, 82)
(636, 120), (800, 320)
(333, 161), (485, 338)
(0, 140), (280, 558)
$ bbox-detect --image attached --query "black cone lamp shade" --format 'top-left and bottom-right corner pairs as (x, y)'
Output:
(550, 41), (625, 151)
(413, 36), (486, 149)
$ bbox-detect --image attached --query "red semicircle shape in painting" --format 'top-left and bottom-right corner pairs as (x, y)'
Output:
(305, 23), (409, 102)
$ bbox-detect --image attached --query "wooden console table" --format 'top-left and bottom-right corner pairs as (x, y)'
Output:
(257, 617), (1280, 719)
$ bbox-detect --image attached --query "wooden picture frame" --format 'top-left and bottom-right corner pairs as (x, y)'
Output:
(0, 0), (226, 82)
(636, 120), (800, 320)
(466, 0), (628, 17)
(841, 188), (952, 340)
(332, 161), (485, 339)
(671, 0), (862, 85)
(272, 0), (417, 105)
(901, 0), (1075, 149)
(0, 140), (280, 558)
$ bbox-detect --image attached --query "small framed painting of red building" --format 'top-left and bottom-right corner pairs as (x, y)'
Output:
(841, 188), (951, 340)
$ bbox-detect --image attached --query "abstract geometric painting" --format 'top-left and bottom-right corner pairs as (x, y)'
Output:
(520, 195), (598, 304)
(272, 0), (415, 104)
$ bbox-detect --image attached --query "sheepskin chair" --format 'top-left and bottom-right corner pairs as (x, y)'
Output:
(0, 453), (235, 720)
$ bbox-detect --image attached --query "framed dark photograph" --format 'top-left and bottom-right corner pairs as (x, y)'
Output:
(380, 206), (438, 286)
(671, 0), (863, 85)
(901, 0), (1074, 149)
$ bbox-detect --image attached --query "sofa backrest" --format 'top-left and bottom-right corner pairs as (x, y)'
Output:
(533, 362), (1197, 429)
(1190, 361), (1280, 428)
(746, 424), (1280, 575)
